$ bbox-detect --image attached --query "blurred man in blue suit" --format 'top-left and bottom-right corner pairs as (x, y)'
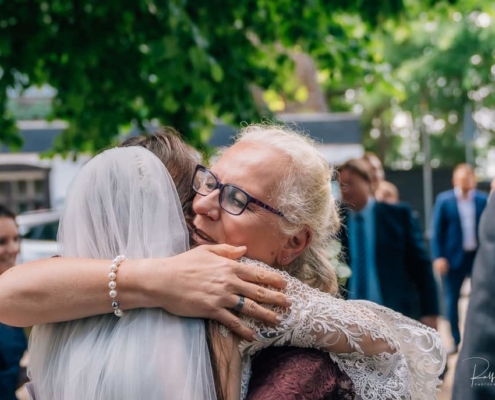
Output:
(338, 159), (439, 328)
(431, 163), (488, 354)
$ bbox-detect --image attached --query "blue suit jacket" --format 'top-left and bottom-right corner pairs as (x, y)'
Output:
(339, 202), (439, 319)
(431, 189), (488, 269)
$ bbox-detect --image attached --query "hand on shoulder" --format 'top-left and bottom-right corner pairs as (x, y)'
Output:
(143, 244), (290, 341)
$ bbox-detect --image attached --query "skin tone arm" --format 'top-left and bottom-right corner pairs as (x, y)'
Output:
(0, 244), (290, 341)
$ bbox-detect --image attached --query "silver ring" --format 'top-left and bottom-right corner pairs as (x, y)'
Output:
(233, 295), (245, 312)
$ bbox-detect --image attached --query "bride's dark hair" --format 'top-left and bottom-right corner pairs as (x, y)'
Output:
(120, 128), (225, 400)
(120, 127), (198, 210)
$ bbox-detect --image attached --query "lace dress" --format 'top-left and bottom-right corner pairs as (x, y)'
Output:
(247, 347), (355, 399)
(235, 258), (446, 400)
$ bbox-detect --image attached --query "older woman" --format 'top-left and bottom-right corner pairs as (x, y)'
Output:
(191, 126), (444, 399)
(0, 125), (444, 399)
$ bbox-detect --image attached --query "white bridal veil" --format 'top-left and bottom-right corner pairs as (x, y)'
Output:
(28, 147), (217, 400)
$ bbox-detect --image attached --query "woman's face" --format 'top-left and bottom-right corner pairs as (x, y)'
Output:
(192, 141), (289, 266)
(0, 217), (21, 274)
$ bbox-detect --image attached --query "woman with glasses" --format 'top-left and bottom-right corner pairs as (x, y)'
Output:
(189, 127), (445, 399)
(1, 125), (444, 399)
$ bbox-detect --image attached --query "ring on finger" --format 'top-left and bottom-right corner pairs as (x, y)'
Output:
(233, 295), (245, 312)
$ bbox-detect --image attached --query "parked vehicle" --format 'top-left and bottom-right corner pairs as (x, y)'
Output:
(16, 209), (60, 263)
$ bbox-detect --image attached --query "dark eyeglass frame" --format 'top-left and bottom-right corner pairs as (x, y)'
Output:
(192, 165), (284, 217)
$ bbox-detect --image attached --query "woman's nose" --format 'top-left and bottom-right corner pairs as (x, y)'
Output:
(6, 239), (20, 256)
(192, 190), (221, 218)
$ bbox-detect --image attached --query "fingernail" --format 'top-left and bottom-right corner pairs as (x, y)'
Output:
(252, 334), (258, 341)
(285, 298), (292, 306)
(276, 315), (284, 322)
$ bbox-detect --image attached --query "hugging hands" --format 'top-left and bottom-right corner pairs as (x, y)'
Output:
(151, 244), (290, 340)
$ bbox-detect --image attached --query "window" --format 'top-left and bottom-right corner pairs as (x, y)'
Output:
(0, 168), (50, 214)
(22, 221), (59, 241)
(18, 180), (28, 195)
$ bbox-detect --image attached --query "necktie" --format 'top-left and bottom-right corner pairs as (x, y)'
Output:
(355, 214), (367, 299)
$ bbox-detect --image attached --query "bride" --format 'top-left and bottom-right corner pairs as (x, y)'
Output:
(28, 146), (218, 399)
(19, 126), (444, 399)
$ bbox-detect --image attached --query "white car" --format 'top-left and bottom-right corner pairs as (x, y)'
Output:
(16, 209), (60, 263)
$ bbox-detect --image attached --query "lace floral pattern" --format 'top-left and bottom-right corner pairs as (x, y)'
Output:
(237, 258), (446, 400)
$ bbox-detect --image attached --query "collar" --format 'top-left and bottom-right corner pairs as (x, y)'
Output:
(350, 197), (375, 218)
(454, 187), (474, 201)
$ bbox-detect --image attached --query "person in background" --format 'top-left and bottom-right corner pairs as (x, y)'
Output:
(453, 194), (495, 399)
(431, 163), (488, 355)
(0, 205), (27, 400)
(375, 180), (399, 204)
(362, 152), (385, 194)
(337, 159), (439, 328)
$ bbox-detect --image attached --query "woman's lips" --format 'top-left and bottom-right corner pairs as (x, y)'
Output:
(191, 227), (217, 245)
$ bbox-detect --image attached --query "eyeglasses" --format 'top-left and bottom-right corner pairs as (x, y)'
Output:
(192, 165), (284, 217)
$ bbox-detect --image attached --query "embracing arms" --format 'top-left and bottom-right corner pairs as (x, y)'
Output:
(236, 258), (445, 400)
(239, 258), (397, 357)
(0, 245), (290, 340)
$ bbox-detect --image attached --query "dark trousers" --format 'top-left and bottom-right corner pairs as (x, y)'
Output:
(442, 251), (476, 346)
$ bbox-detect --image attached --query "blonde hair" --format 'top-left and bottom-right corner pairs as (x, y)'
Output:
(236, 123), (340, 294)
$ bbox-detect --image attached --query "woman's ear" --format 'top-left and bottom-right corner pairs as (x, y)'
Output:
(277, 227), (313, 266)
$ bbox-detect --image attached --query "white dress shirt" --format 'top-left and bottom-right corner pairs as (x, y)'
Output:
(455, 187), (477, 251)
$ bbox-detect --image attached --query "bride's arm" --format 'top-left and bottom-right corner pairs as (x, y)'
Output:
(0, 245), (290, 340)
(0, 257), (148, 326)
(238, 258), (445, 399)
(238, 258), (435, 357)
(243, 287), (397, 357)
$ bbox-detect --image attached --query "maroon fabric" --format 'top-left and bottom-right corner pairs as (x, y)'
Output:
(246, 347), (355, 400)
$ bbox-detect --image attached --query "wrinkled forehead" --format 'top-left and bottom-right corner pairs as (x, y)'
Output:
(211, 141), (287, 199)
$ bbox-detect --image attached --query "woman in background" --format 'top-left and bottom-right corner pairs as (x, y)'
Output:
(0, 205), (27, 400)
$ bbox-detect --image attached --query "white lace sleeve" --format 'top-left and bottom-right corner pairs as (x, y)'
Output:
(237, 258), (446, 400)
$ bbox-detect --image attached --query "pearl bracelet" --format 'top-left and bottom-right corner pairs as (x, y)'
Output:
(108, 255), (127, 317)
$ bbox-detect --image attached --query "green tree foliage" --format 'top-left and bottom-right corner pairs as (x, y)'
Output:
(0, 0), (411, 153)
(357, 1), (495, 169)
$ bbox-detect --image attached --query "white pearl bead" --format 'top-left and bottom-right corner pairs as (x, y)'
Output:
(109, 281), (117, 289)
(109, 290), (117, 298)
(114, 309), (124, 317)
(110, 264), (118, 272)
(108, 272), (117, 280)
